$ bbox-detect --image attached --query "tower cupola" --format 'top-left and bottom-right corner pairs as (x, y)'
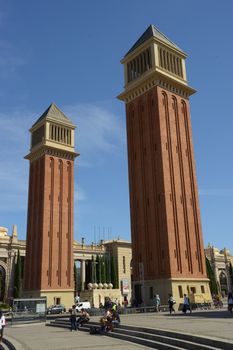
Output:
(118, 25), (195, 103)
(25, 103), (78, 160)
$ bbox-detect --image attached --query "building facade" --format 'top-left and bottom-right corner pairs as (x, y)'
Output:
(24, 103), (78, 307)
(205, 245), (233, 296)
(118, 25), (211, 305)
(1, 225), (232, 305)
(0, 226), (132, 307)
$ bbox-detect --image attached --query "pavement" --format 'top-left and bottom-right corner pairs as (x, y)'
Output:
(3, 308), (233, 349)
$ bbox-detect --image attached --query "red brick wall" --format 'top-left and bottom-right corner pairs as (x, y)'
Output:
(126, 86), (206, 282)
(24, 154), (74, 291)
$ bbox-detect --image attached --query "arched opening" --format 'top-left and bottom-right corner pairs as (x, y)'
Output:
(219, 271), (228, 296)
(0, 265), (6, 302)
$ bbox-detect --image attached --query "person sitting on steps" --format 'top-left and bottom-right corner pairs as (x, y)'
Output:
(77, 308), (90, 328)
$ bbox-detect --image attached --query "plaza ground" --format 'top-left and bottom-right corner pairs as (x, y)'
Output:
(4, 309), (233, 349)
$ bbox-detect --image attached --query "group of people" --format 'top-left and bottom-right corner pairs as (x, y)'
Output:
(168, 293), (191, 314)
(99, 307), (120, 333)
(101, 297), (128, 311)
(69, 306), (90, 332)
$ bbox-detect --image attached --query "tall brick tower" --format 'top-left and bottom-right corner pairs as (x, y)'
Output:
(118, 25), (211, 304)
(24, 103), (78, 308)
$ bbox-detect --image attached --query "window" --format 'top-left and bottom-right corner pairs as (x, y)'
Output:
(178, 285), (183, 298)
(50, 124), (71, 145)
(123, 256), (126, 274)
(190, 287), (196, 294)
(201, 286), (205, 293)
(55, 297), (61, 305)
(149, 286), (153, 299)
(127, 47), (152, 83)
(31, 125), (44, 147)
(158, 46), (183, 78)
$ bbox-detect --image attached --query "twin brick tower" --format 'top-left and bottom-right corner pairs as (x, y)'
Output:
(24, 25), (211, 306)
(24, 104), (78, 306)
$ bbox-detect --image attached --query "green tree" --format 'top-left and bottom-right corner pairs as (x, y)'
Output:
(14, 250), (22, 298)
(106, 255), (111, 283)
(206, 257), (218, 294)
(111, 256), (118, 288)
(85, 260), (92, 288)
(96, 255), (100, 283)
(0, 269), (4, 301)
(101, 255), (106, 283)
(74, 263), (77, 295)
(91, 255), (96, 283)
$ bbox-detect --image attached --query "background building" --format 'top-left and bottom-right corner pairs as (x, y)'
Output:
(0, 225), (132, 307)
(1, 224), (232, 306)
(205, 244), (233, 296)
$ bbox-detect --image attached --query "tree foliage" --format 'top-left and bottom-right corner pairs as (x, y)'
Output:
(96, 255), (100, 283)
(206, 257), (218, 294)
(74, 263), (77, 294)
(111, 256), (119, 288)
(85, 260), (92, 287)
(101, 255), (106, 283)
(14, 250), (22, 298)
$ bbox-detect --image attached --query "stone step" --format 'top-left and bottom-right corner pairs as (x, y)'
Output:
(112, 327), (221, 350)
(116, 324), (233, 350)
(47, 319), (232, 350)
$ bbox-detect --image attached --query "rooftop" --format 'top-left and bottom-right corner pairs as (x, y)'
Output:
(125, 24), (184, 57)
(32, 103), (75, 129)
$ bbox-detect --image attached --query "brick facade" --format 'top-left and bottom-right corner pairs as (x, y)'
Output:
(23, 104), (77, 307)
(126, 86), (206, 282)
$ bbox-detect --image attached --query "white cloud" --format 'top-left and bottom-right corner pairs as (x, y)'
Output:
(64, 104), (125, 166)
(0, 102), (124, 212)
(0, 39), (25, 79)
(74, 186), (86, 202)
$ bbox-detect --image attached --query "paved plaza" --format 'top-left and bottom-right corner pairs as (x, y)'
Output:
(3, 309), (233, 349)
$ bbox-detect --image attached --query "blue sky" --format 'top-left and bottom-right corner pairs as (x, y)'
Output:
(0, 0), (233, 252)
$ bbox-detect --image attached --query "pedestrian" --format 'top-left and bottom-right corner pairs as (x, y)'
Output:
(182, 294), (192, 314)
(77, 308), (90, 328)
(228, 291), (233, 313)
(0, 310), (4, 342)
(123, 296), (128, 308)
(154, 294), (160, 312)
(168, 294), (176, 314)
(69, 305), (77, 331)
(100, 308), (112, 332)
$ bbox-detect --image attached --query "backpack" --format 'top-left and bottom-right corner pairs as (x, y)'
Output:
(90, 326), (99, 335)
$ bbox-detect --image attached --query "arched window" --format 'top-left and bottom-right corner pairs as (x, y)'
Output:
(0, 265), (6, 301)
(219, 271), (228, 295)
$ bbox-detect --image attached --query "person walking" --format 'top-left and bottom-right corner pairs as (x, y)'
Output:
(168, 294), (176, 314)
(228, 291), (233, 313)
(69, 305), (77, 331)
(182, 294), (192, 314)
(0, 310), (4, 342)
(154, 294), (160, 312)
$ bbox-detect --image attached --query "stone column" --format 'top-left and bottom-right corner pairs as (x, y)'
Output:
(81, 260), (86, 292)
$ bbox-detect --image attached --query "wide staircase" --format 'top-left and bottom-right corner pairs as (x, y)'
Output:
(0, 338), (17, 350)
(47, 317), (232, 350)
